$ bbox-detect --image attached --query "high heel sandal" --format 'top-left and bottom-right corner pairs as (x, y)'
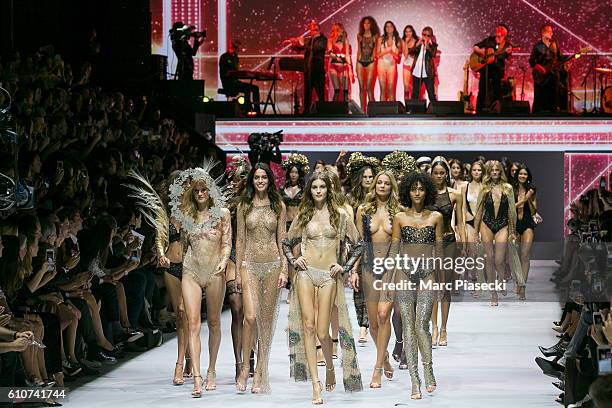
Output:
(332, 339), (338, 360)
(410, 381), (422, 400)
(424, 364), (436, 394)
(518, 285), (526, 301)
(183, 357), (193, 378)
(491, 292), (499, 307)
(369, 367), (383, 389)
(236, 365), (250, 392)
(249, 350), (255, 378)
(251, 372), (262, 394)
(438, 329), (448, 347)
(325, 366), (336, 392)
(431, 326), (439, 347)
(204, 370), (216, 391)
(392, 340), (403, 362)
(173, 362), (185, 385)
(191, 375), (202, 398)
(312, 381), (323, 405)
(235, 362), (243, 383)
(316, 345), (326, 367)
(383, 351), (394, 379)
(398, 351), (408, 370)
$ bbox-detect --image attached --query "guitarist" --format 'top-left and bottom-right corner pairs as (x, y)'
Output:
(472, 24), (513, 113)
(529, 24), (564, 113)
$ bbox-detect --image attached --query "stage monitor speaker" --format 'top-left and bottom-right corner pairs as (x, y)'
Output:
(313, 101), (349, 115)
(404, 100), (427, 114)
(202, 101), (241, 118)
(151, 55), (168, 80)
(501, 101), (530, 115)
(367, 101), (405, 116)
(427, 101), (464, 115)
(162, 80), (205, 98)
(312, 100), (365, 116)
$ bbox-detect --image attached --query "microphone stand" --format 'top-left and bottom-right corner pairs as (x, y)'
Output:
(520, 66), (526, 101)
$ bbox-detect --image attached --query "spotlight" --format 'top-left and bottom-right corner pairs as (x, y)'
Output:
(247, 111), (257, 117)
(202, 96), (211, 103)
(237, 96), (246, 105)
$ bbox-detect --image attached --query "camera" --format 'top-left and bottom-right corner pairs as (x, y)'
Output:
(170, 23), (206, 41)
(46, 248), (56, 271)
(248, 130), (283, 153)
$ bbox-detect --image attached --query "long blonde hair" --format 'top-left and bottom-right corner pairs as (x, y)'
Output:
(181, 179), (215, 220)
(296, 171), (341, 230)
(482, 160), (513, 196)
(362, 170), (402, 217)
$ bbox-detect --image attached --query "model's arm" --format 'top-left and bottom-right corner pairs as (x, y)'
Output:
(473, 189), (486, 238)
(282, 217), (303, 267)
(234, 203), (246, 283)
(343, 213), (363, 275)
(277, 203), (288, 277)
(216, 208), (232, 273)
(506, 185), (517, 238)
(453, 188), (467, 245)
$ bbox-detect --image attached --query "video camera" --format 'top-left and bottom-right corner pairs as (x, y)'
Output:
(170, 23), (206, 41)
(247, 130), (283, 153)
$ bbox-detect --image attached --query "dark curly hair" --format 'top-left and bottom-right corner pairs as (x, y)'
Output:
(399, 172), (436, 208)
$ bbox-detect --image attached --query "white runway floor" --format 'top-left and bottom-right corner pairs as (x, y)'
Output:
(65, 262), (562, 407)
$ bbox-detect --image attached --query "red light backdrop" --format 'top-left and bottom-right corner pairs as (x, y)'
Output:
(151, 0), (611, 112)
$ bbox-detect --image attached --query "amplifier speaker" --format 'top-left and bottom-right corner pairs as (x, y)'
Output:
(427, 101), (464, 115)
(404, 100), (427, 114)
(312, 100), (365, 116)
(202, 101), (240, 118)
(501, 101), (531, 115)
(367, 101), (406, 116)
(161, 80), (205, 98)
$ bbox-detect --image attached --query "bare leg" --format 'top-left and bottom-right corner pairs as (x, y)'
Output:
(204, 273), (226, 390)
(403, 67), (412, 101)
(378, 62), (388, 101)
(365, 63), (376, 106)
(82, 292), (113, 350)
(357, 62), (367, 110)
(519, 228), (534, 299)
(226, 261), (243, 372)
(182, 275), (203, 396)
(389, 65), (398, 101)
(296, 275), (322, 403)
(329, 69), (340, 101)
(165, 272), (188, 384)
(480, 224), (497, 305)
(316, 282), (337, 392)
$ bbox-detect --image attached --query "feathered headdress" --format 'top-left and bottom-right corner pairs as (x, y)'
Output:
(382, 151), (417, 180)
(346, 152), (380, 180)
(281, 153), (310, 174)
(123, 170), (169, 252)
(226, 155), (251, 180)
(168, 158), (228, 234)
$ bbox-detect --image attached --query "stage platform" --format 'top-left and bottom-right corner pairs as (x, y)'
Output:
(216, 116), (612, 152)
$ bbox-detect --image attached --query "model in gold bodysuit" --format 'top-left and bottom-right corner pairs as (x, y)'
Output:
(235, 164), (288, 394)
(283, 171), (363, 405)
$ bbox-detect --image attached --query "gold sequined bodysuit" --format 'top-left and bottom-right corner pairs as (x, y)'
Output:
(182, 209), (232, 287)
(235, 204), (287, 393)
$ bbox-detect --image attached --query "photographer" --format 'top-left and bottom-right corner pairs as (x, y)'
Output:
(170, 22), (205, 80)
(247, 132), (282, 167)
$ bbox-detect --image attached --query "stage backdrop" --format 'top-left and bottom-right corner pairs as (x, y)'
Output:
(151, 0), (611, 112)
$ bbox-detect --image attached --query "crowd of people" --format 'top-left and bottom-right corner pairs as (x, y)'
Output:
(536, 185), (612, 408)
(0, 48), (216, 407)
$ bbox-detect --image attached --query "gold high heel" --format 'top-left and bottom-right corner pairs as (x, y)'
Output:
(173, 362), (185, 385)
(383, 351), (394, 379)
(369, 367), (383, 389)
(325, 366), (336, 392)
(312, 381), (323, 405)
(204, 370), (216, 391)
(439, 329), (448, 347)
(191, 375), (202, 398)
(236, 365), (249, 392)
(431, 326), (439, 347)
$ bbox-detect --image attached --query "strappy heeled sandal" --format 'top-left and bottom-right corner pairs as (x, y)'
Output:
(383, 351), (394, 379)
(316, 345), (325, 367)
(369, 367), (383, 389)
(204, 370), (216, 391)
(191, 375), (202, 398)
(439, 329), (448, 346)
(173, 362), (185, 385)
(325, 366), (336, 392)
(312, 381), (323, 405)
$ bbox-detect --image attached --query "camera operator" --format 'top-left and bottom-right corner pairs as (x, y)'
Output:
(247, 132), (282, 167)
(170, 22), (205, 80)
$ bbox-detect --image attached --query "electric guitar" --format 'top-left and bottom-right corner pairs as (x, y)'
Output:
(532, 46), (591, 84)
(457, 60), (475, 113)
(469, 43), (519, 72)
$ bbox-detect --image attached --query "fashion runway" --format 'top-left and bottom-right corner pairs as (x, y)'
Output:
(64, 261), (561, 407)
